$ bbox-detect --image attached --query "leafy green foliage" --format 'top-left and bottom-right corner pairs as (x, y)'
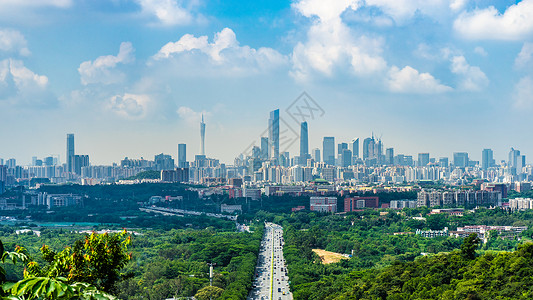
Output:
(194, 285), (224, 300)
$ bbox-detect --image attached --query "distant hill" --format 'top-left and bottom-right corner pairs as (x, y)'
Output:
(125, 170), (160, 180)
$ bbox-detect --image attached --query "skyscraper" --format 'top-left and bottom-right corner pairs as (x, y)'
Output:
(178, 144), (187, 168)
(362, 137), (374, 160)
(66, 133), (74, 173)
(269, 109), (279, 161)
(260, 137), (269, 160)
(312, 148), (321, 162)
(453, 152), (469, 168)
(481, 149), (494, 170)
(200, 114), (206, 155)
(341, 149), (352, 167)
(323, 137), (335, 166)
(351, 138), (359, 158)
(385, 148), (394, 165)
(418, 153), (430, 167)
(300, 122), (309, 161)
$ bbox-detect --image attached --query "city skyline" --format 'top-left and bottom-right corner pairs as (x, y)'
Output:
(1, 1), (533, 164)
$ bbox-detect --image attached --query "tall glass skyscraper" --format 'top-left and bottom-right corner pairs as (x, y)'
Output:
(482, 148), (493, 170)
(178, 143), (187, 168)
(351, 138), (359, 158)
(323, 137), (335, 166)
(269, 109), (279, 161)
(200, 115), (205, 155)
(300, 122), (308, 161)
(66, 133), (74, 173)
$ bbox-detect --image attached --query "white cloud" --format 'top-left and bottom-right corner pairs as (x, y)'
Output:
(291, 0), (386, 80)
(513, 76), (533, 109)
(0, 0), (72, 8)
(449, 0), (468, 12)
(152, 28), (288, 75)
(78, 42), (134, 85)
(365, 0), (449, 23)
(108, 93), (151, 119)
(387, 65), (452, 94)
(0, 59), (54, 106)
(474, 46), (487, 57)
(515, 42), (533, 68)
(0, 29), (30, 56)
(454, 1), (533, 40)
(450, 55), (488, 91)
(177, 106), (211, 126)
(136, 0), (194, 26)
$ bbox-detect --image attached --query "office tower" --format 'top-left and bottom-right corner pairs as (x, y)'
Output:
(269, 109), (279, 160)
(280, 152), (290, 167)
(385, 148), (394, 165)
(72, 155), (89, 175)
(261, 137), (269, 160)
(453, 152), (469, 168)
(178, 144), (187, 168)
(508, 148), (521, 168)
(300, 122), (309, 160)
(312, 148), (321, 162)
(517, 155), (526, 174)
(66, 133), (74, 173)
(439, 157), (449, 168)
(362, 137), (374, 160)
(0, 158), (3, 165)
(200, 115), (206, 155)
(482, 149), (494, 170)
(351, 138), (359, 158)
(337, 143), (348, 156)
(375, 139), (383, 163)
(323, 137), (335, 166)
(32, 156), (37, 166)
(44, 156), (54, 166)
(341, 149), (352, 167)
(418, 153), (430, 167)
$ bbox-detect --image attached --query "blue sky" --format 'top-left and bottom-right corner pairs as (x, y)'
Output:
(1, 0), (533, 165)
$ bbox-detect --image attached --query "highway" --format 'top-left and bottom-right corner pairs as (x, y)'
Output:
(247, 223), (292, 300)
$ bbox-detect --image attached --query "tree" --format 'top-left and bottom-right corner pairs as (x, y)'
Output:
(461, 233), (480, 260)
(194, 285), (224, 300)
(426, 214), (448, 230)
(28, 230), (132, 292)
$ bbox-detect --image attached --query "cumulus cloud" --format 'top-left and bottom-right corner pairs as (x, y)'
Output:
(0, 59), (54, 106)
(515, 42), (533, 68)
(474, 46), (487, 57)
(387, 65), (452, 94)
(450, 55), (489, 91)
(291, 0), (386, 80)
(152, 28), (288, 75)
(0, 29), (30, 56)
(449, 0), (468, 12)
(136, 0), (195, 26)
(78, 42), (134, 85)
(365, 0), (450, 23)
(108, 93), (150, 119)
(454, 0), (533, 40)
(177, 106), (211, 126)
(513, 76), (533, 109)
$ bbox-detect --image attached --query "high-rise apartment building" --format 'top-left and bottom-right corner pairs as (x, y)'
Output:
(66, 133), (74, 173)
(178, 144), (187, 168)
(269, 109), (279, 161)
(323, 137), (335, 166)
(362, 137), (374, 160)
